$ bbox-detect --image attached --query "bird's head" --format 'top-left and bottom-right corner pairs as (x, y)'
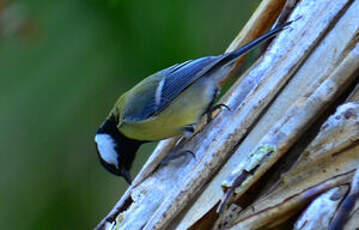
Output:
(94, 115), (142, 184)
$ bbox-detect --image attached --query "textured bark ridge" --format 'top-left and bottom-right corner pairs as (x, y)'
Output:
(96, 0), (359, 229)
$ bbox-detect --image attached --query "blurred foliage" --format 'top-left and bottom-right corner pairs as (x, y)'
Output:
(0, 0), (259, 229)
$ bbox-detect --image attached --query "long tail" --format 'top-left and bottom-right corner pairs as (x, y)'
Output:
(206, 20), (294, 76)
(229, 20), (293, 59)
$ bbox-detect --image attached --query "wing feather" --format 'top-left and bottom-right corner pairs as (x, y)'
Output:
(120, 22), (290, 122)
(122, 56), (221, 121)
(156, 56), (219, 112)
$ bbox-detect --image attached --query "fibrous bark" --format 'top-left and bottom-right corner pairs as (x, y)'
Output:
(95, 0), (359, 229)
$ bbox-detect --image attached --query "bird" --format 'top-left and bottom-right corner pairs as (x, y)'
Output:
(94, 21), (292, 184)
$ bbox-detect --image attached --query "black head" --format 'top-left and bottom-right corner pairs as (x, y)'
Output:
(94, 116), (143, 184)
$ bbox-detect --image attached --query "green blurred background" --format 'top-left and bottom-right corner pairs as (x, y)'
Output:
(0, 0), (260, 229)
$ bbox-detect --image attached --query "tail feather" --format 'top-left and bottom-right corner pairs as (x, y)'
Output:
(205, 20), (294, 76)
(228, 20), (293, 59)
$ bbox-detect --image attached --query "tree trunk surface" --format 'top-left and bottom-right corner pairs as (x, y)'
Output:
(96, 0), (359, 229)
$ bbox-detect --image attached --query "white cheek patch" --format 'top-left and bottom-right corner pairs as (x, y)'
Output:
(95, 134), (119, 168)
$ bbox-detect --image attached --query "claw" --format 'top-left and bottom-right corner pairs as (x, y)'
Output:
(215, 103), (231, 111)
(182, 150), (195, 158)
(206, 103), (231, 123)
(161, 149), (196, 165)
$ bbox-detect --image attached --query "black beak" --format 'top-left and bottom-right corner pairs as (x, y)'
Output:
(121, 168), (132, 184)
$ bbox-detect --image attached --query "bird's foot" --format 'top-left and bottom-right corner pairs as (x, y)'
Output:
(206, 103), (231, 123)
(181, 125), (195, 138)
(161, 149), (195, 165)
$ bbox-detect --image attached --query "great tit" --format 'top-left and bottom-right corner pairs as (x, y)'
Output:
(95, 22), (292, 184)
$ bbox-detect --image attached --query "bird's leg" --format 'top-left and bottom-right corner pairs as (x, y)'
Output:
(202, 88), (231, 123)
(205, 103), (231, 123)
(160, 125), (197, 165)
(182, 124), (195, 138)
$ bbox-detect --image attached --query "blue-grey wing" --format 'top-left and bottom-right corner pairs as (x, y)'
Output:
(123, 23), (288, 122)
(153, 56), (221, 112)
(123, 55), (221, 121)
